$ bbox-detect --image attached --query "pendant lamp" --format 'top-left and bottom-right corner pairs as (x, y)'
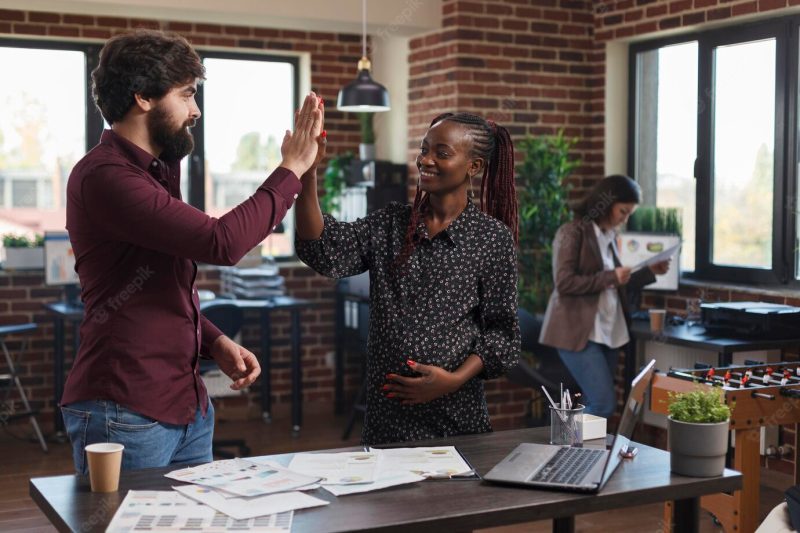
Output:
(337, 0), (390, 112)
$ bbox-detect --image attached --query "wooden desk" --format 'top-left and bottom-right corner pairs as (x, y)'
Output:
(30, 427), (741, 533)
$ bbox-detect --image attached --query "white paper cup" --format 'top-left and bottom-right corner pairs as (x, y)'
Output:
(85, 443), (124, 492)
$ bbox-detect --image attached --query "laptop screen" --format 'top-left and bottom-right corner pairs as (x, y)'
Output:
(597, 359), (656, 488)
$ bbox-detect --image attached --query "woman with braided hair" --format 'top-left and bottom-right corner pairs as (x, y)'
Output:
(295, 111), (521, 445)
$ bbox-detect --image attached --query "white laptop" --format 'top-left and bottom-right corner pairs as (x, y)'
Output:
(484, 359), (656, 493)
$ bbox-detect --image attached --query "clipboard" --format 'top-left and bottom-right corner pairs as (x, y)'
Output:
(368, 444), (482, 481)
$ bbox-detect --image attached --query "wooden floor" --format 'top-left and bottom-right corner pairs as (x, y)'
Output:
(1, 404), (789, 532)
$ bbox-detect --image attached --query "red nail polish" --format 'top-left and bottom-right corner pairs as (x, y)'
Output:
(387, 393), (395, 398)
(382, 385), (389, 391)
(321, 130), (327, 138)
(407, 360), (416, 367)
(386, 373), (393, 379)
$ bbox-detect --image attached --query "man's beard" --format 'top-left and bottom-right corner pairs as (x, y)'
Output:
(148, 105), (195, 162)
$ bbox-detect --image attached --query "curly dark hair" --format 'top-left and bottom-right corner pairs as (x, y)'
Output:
(91, 29), (205, 124)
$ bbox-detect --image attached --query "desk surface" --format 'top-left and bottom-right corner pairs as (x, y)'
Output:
(30, 427), (741, 533)
(629, 319), (800, 354)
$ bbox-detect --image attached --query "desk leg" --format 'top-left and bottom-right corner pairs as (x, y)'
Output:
(260, 311), (272, 424)
(673, 497), (699, 533)
(334, 293), (344, 415)
(291, 309), (302, 436)
(552, 516), (574, 533)
(52, 318), (66, 437)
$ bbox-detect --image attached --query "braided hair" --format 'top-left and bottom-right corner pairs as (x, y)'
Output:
(394, 112), (518, 272)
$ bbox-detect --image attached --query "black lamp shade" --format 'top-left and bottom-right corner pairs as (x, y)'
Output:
(337, 69), (390, 112)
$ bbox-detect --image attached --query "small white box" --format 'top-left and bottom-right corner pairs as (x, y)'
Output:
(582, 414), (607, 441)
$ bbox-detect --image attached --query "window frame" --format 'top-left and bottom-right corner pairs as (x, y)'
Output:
(0, 38), (301, 260)
(628, 16), (800, 286)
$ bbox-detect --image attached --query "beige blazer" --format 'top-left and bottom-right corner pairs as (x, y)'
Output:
(538, 219), (656, 352)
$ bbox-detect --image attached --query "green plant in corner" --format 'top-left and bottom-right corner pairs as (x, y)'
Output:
(320, 152), (354, 214)
(516, 130), (580, 314)
(2, 233), (43, 248)
(667, 387), (730, 424)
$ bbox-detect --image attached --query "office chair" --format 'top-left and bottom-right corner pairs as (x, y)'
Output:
(508, 308), (578, 392)
(198, 301), (251, 459)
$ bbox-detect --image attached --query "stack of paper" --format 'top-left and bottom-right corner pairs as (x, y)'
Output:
(163, 459), (328, 521)
(275, 446), (474, 497)
(106, 490), (296, 532)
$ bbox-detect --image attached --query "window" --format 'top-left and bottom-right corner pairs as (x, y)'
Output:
(0, 40), (299, 260)
(630, 18), (796, 284)
(194, 54), (297, 257)
(0, 42), (95, 238)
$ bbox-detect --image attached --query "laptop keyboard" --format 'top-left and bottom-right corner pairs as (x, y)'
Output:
(530, 447), (606, 485)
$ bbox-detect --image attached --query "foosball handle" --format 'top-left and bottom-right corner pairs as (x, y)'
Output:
(781, 388), (800, 399)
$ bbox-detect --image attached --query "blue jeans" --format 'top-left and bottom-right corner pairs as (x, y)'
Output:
(61, 399), (214, 474)
(557, 341), (620, 418)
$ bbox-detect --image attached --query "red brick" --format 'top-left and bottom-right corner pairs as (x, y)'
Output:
(694, 0), (716, 7)
(502, 19), (528, 31)
(222, 25), (250, 36)
(759, 0), (786, 9)
(167, 21), (192, 32)
(670, 0), (694, 12)
(63, 14), (95, 25)
(683, 11), (706, 24)
(97, 16), (128, 28)
(0, 9), (24, 22)
(646, 4), (669, 16)
(28, 12), (60, 23)
(732, 0), (758, 14)
(82, 28), (112, 39)
(254, 27), (279, 38)
(707, 6), (731, 19)
(625, 9), (645, 21)
(456, 1), (485, 14)
(195, 23), (222, 34)
(0, 21), (9, 33)
(48, 25), (80, 37)
(13, 23), (46, 35)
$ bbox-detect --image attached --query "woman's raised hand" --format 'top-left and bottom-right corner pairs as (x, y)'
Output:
(280, 92), (324, 178)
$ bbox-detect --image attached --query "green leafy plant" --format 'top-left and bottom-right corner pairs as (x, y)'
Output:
(668, 387), (730, 424)
(517, 130), (581, 314)
(320, 152), (354, 214)
(626, 206), (682, 235)
(358, 113), (375, 145)
(2, 233), (43, 248)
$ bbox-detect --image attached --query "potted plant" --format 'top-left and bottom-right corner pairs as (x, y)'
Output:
(667, 387), (731, 477)
(626, 205), (682, 235)
(358, 112), (375, 161)
(516, 130), (580, 314)
(2, 233), (45, 270)
(507, 131), (579, 413)
(320, 152), (354, 215)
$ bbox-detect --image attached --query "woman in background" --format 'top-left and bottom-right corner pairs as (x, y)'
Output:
(294, 111), (520, 445)
(539, 175), (669, 418)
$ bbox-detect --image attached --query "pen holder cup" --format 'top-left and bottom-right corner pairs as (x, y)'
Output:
(549, 404), (584, 447)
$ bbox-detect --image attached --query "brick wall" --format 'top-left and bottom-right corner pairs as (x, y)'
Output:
(407, 0), (601, 200)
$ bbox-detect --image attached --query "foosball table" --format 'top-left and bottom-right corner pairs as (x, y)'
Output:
(651, 362), (800, 533)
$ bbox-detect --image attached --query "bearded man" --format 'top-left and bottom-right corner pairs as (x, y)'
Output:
(60, 29), (322, 472)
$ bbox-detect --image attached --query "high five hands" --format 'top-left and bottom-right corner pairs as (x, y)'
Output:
(279, 91), (325, 179)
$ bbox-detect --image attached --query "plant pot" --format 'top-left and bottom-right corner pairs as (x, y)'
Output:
(3, 246), (44, 270)
(668, 417), (729, 477)
(359, 143), (376, 161)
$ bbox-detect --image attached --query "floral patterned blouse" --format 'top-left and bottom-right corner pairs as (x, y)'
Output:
(296, 201), (520, 445)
